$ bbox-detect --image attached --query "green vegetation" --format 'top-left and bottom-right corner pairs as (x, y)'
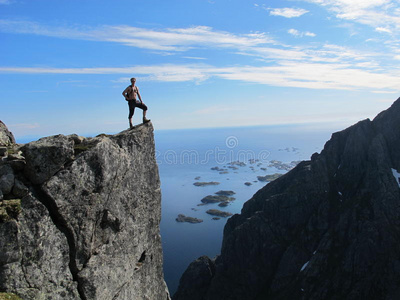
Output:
(6, 146), (16, 155)
(0, 292), (23, 300)
(73, 144), (94, 156)
(0, 199), (21, 223)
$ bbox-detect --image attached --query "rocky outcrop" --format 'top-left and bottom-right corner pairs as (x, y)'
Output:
(0, 121), (15, 147)
(174, 97), (400, 300)
(0, 122), (170, 300)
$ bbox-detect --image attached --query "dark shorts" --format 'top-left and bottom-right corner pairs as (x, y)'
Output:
(128, 100), (148, 119)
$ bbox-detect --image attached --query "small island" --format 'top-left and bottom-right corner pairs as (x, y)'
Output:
(244, 182), (252, 186)
(206, 209), (233, 218)
(211, 166), (227, 171)
(201, 195), (235, 204)
(215, 190), (236, 196)
(257, 173), (283, 182)
(176, 214), (203, 224)
(228, 160), (246, 167)
(268, 160), (301, 171)
(193, 181), (220, 187)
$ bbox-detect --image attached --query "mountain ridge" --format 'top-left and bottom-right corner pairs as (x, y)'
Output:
(174, 97), (400, 300)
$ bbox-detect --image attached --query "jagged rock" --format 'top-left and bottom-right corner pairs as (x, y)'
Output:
(1, 122), (170, 300)
(67, 133), (85, 144)
(0, 147), (7, 156)
(0, 165), (14, 195)
(173, 256), (216, 300)
(174, 98), (400, 300)
(6, 159), (26, 172)
(12, 180), (28, 198)
(21, 134), (74, 185)
(0, 121), (16, 146)
(0, 195), (79, 299)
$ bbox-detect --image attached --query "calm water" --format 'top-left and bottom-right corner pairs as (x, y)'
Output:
(155, 124), (333, 294)
(15, 124), (335, 294)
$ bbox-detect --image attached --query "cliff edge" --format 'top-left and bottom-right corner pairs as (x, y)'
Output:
(0, 122), (170, 300)
(174, 98), (400, 300)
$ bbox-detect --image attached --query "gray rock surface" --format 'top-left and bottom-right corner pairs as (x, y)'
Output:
(173, 256), (216, 300)
(21, 134), (75, 185)
(174, 97), (400, 300)
(0, 122), (170, 300)
(0, 121), (16, 146)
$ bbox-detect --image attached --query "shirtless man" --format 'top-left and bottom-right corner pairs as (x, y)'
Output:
(122, 78), (150, 129)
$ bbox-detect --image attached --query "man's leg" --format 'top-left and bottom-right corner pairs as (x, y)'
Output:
(137, 102), (150, 123)
(128, 101), (135, 128)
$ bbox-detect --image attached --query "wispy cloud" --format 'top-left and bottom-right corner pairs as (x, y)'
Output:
(0, 20), (275, 52)
(0, 19), (399, 93)
(0, 0), (12, 4)
(375, 27), (392, 33)
(1, 62), (400, 92)
(288, 29), (316, 37)
(269, 7), (309, 18)
(303, 0), (400, 34)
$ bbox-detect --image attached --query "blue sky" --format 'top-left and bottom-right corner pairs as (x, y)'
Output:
(1, 0), (400, 140)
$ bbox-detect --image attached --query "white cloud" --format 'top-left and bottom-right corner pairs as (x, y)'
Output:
(288, 29), (316, 37)
(303, 0), (400, 34)
(0, 20), (275, 52)
(375, 27), (392, 33)
(269, 7), (309, 18)
(0, 19), (398, 93)
(2, 61), (400, 93)
(183, 56), (207, 60)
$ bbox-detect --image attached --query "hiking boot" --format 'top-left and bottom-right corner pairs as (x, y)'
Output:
(143, 118), (150, 123)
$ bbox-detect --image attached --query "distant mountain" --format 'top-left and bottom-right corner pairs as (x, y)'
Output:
(174, 98), (400, 300)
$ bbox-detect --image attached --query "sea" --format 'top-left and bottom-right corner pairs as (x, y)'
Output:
(15, 123), (337, 294)
(154, 124), (336, 294)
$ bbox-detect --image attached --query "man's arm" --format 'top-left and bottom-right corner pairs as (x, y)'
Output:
(137, 89), (142, 102)
(122, 86), (129, 99)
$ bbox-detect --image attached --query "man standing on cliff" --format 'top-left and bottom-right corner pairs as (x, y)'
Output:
(122, 78), (150, 129)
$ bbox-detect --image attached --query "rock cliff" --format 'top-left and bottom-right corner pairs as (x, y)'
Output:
(174, 98), (400, 300)
(0, 122), (170, 300)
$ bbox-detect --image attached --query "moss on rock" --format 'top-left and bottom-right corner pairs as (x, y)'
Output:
(0, 292), (23, 300)
(0, 199), (21, 223)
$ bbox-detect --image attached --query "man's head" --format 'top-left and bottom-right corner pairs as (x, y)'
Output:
(130, 78), (136, 85)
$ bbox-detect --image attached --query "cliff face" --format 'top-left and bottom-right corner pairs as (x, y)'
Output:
(0, 123), (170, 300)
(174, 98), (400, 300)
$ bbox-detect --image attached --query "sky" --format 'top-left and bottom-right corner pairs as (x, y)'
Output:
(1, 0), (400, 141)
